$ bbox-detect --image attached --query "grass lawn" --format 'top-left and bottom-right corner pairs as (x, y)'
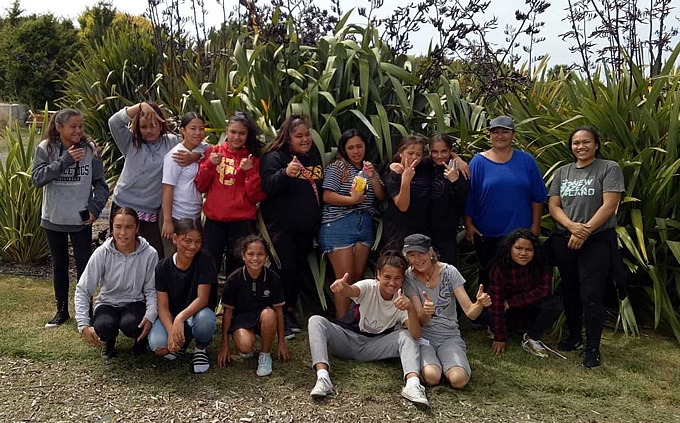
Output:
(0, 274), (678, 422)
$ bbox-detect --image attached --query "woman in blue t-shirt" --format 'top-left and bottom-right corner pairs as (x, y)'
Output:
(464, 116), (547, 290)
(319, 129), (385, 319)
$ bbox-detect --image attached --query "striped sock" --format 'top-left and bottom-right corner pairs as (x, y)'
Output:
(192, 347), (210, 374)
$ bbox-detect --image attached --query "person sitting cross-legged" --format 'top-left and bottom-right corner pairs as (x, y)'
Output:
(488, 229), (562, 358)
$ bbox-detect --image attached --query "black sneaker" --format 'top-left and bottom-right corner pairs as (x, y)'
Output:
(287, 313), (302, 333)
(132, 339), (148, 356)
(101, 340), (118, 360)
(582, 348), (601, 369)
(44, 304), (70, 329)
(558, 337), (584, 352)
(283, 315), (296, 340)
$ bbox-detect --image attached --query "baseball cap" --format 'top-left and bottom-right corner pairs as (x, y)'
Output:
(402, 234), (431, 254)
(489, 116), (515, 131)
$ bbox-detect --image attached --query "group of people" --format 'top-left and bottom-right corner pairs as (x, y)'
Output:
(31, 104), (625, 405)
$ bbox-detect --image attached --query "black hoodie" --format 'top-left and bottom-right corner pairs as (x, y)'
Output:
(425, 157), (470, 236)
(260, 148), (323, 233)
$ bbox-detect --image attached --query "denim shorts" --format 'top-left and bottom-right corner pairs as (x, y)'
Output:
(319, 210), (374, 254)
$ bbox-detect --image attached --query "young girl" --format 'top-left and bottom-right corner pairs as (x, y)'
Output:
(487, 229), (562, 357)
(402, 234), (491, 389)
(307, 251), (429, 407)
(217, 235), (290, 377)
(74, 207), (158, 359)
(320, 129), (385, 318)
(32, 108), (109, 328)
(195, 112), (265, 278)
(108, 102), (204, 259)
(148, 218), (217, 374)
(161, 112), (207, 241)
(381, 136), (430, 252)
(260, 115), (323, 338)
(425, 134), (470, 265)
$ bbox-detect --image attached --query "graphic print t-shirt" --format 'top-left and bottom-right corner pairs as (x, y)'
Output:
(403, 263), (465, 341)
(549, 159), (625, 234)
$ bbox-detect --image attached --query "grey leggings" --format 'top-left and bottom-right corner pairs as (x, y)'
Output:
(308, 315), (420, 378)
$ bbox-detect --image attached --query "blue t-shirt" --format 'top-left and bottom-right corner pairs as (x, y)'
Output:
(465, 149), (547, 237)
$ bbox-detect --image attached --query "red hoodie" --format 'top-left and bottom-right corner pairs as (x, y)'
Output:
(195, 143), (266, 222)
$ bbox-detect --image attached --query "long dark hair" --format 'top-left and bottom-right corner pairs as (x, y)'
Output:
(489, 229), (549, 281)
(130, 102), (169, 148)
(429, 133), (454, 151)
(568, 125), (602, 160)
(333, 129), (367, 183)
(237, 234), (271, 256)
(44, 109), (96, 155)
(180, 112), (205, 128)
(228, 111), (263, 158)
(266, 114), (310, 153)
(174, 217), (203, 236)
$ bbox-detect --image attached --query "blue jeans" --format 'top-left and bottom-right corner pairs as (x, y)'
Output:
(148, 307), (216, 350)
(319, 210), (373, 254)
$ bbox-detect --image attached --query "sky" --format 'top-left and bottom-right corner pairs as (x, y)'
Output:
(10, 0), (680, 69)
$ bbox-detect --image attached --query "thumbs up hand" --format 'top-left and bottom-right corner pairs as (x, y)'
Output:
(476, 284), (492, 307)
(240, 154), (254, 171)
(393, 288), (412, 311)
(422, 291), (435, 316)
(330, 273), (351, 296)
(286, 155), (303, 177)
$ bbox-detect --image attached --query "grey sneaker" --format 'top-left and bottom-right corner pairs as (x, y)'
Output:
(522, 333), (548, 358)
(310, 377), (334, 398)
(401, 383), (429, 407)
(256, 353), (273, 377)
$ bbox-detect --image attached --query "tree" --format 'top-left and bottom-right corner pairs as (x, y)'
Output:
(0, 13), (81, 107)
(77, 1), (117, 47)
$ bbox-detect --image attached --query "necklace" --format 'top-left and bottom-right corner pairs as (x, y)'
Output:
(416, 264), (437, 288)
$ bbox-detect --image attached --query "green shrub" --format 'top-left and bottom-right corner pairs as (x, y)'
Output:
(0, 117), (48, 262)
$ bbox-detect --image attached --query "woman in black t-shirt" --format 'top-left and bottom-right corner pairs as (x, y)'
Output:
(381, 135), (430, 252)
(148, 218), (217, 374)
(217, 235), (290, 377)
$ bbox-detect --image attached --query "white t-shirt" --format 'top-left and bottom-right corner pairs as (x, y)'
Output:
(351, 279), (408, 334)
(162, 143), (202, 219)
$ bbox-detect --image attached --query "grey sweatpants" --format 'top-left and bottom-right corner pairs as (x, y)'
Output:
(308, 315), (420, 378)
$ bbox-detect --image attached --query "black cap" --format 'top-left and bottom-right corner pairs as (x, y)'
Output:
(489, 115), (515, 131)
(402, 234), (432, 254)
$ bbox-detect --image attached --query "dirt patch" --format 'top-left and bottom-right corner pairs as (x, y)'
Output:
(0, 357), (514, 423)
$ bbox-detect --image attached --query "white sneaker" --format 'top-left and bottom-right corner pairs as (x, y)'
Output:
(401, 384), (429, 407)
(310, 377), (334, 398)
(256, 353), (273, 377)
(522, 333), (549, 358)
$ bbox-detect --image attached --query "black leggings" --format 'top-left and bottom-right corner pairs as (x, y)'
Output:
(44, 227), (92, 305)
(506, 295), (563, 341)
(203, 218), (255, 278)
(92, 302), (146, 342)
(550, 229), (614, 350)
(267, 225), (314, 311)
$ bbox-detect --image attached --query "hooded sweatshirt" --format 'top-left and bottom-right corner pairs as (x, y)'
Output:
(32, 138), (109, 232)
(260, 148), (323, 233)
(74, 236), (159, 330)
(195, 143), (265, 222)
(108, 108), (206, 214)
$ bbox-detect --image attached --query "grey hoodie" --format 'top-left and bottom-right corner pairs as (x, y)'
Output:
(74, 236), (159, 330)
(32, 139), (109, 231)
(108, 108), (206, 214)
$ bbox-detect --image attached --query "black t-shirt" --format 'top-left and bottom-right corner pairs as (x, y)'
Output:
(384, 163), (431, 234)
(425, 157), (470, 235)
(221, 267), (285, 315)
(155, 251), (217, 317)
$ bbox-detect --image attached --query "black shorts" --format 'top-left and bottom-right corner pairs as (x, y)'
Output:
(228, 306), (270, 334)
